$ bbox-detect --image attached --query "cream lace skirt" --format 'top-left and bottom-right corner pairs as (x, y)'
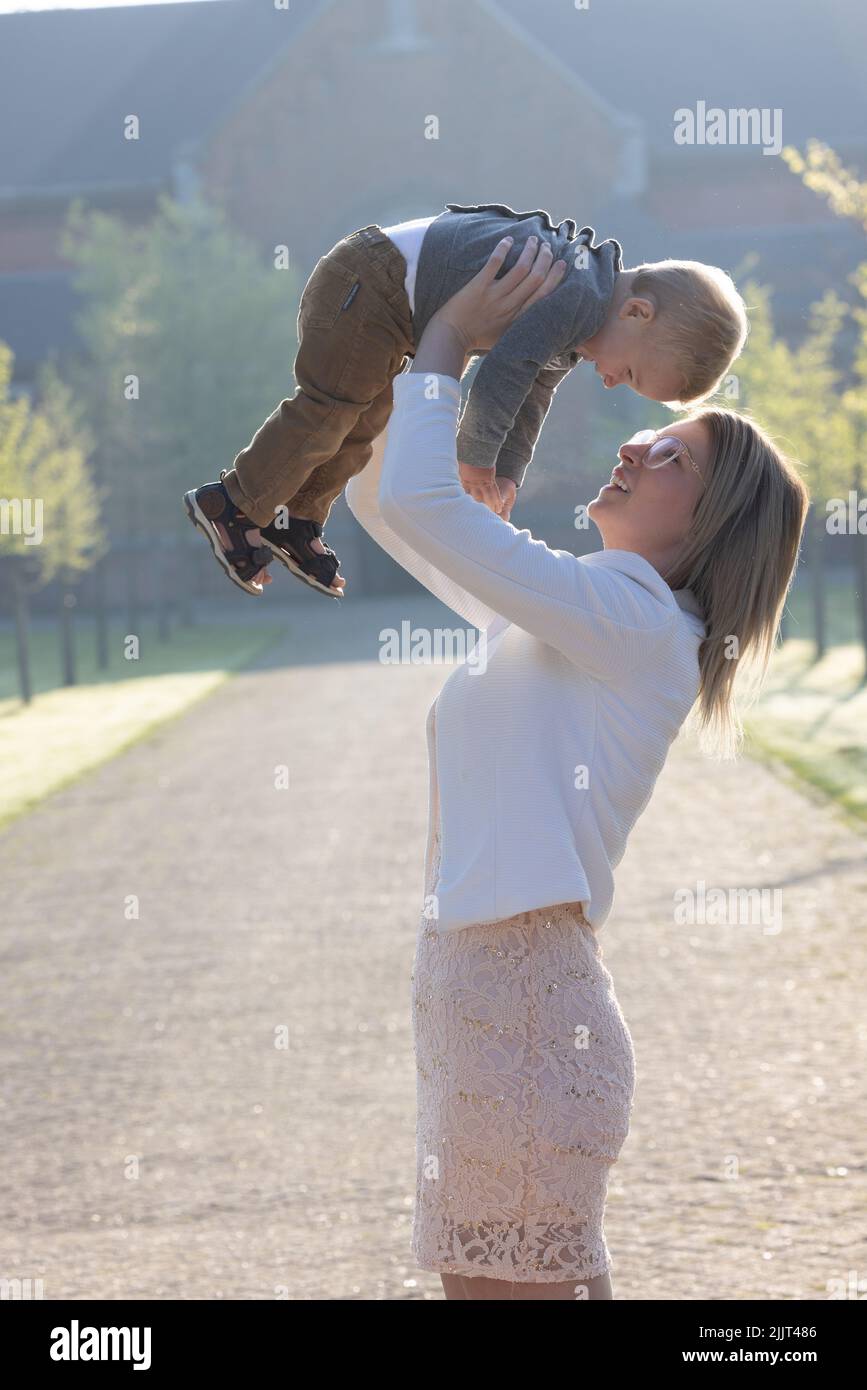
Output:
(411, 830), (636, 1285)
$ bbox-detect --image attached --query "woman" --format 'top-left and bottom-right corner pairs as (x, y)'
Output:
(344, 237), (810, 1300)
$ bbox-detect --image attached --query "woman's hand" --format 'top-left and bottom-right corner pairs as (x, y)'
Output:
(457, 463), (518, 519)
(433, 234), (568, 354)
(409, 235), (568, 398)
(458, 460), (501, 514)
(495, 475), (517, 522)
(407, 235), (566, 517)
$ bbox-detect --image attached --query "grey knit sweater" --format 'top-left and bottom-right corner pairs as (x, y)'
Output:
(412, 202), (623, 487)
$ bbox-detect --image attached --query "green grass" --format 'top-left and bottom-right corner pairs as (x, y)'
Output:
(744, 574), (867, 825)
(0, 617), (284, 826)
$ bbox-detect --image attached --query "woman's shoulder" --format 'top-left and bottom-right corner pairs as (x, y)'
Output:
(576, 548), (677, 614)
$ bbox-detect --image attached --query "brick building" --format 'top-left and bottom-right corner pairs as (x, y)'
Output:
(1, 0), (865, 592)
(0, 0), (639, 386)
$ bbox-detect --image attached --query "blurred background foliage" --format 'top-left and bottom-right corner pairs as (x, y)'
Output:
(0, 0), (865, 821)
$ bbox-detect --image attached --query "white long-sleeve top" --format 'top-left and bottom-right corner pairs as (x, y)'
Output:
(344, 371), (706, 933)
(382, 216), (437, 313)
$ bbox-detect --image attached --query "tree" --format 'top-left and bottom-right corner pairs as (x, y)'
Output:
(783, 139), (867, 671)
(731, 284), (852, 660)
(782, 141), (867, 227)
(0, 343), (101, 701)
(61, 194), (301, 631)
(37, 362), (103, 684)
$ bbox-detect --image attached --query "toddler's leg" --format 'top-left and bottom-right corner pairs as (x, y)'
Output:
(184, 228), (412, 598)
(222, 249), (410, 530)
(283, 378), (397, 528)
(258, 380), (397, 588)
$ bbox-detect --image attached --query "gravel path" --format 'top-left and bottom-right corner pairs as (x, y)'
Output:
(1, 594), (864, 1301)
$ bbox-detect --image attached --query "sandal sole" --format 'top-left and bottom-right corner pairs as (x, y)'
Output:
(182, 490), (265, 597)
(259, 533), (343, 599)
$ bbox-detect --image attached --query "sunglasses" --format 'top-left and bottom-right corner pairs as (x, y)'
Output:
(622, 429), (705, 488)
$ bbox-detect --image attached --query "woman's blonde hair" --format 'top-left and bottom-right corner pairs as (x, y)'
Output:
(630, 259), (749, 405)
(664, 407), (811, 760)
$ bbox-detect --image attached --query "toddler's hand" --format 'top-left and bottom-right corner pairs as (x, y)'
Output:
(495, 475), (517, 523)
(459, 460), (502, 514)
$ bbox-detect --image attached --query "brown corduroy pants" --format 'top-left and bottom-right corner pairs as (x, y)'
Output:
(221, 225), (415, 529)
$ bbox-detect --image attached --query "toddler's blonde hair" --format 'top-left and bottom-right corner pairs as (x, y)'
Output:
(630, 259), (748, 406)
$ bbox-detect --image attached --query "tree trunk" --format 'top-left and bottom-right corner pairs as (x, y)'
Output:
(126, 542), (142, 639)
(59, 578), (77, 686)
(155, 539), (171, 642)
(856, 536), (867, 683)
(810, 506), (827, 660)
(177, 543), (196, 627)
(92, 555), (110, 670)
(853, 464), (867, 681)
(11, 569), (32, 704)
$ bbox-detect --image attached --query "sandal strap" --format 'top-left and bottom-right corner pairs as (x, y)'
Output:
(290, 518), (324, 542)
(204, 482), (272, 581)
(224, 541), (272, 567)
(263, 516), (339, 586)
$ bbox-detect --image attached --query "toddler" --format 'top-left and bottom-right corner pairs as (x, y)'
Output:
(183, 201), (747, 597)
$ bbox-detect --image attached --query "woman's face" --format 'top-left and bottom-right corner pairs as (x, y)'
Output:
(587, 417), (711, 567)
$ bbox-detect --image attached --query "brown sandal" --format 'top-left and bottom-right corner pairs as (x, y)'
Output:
(183, 480), (273, 596)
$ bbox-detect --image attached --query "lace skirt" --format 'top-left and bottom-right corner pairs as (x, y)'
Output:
(411, 834), (636, 1284)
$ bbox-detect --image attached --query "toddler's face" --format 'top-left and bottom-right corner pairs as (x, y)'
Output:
(577, 303), (683, 404)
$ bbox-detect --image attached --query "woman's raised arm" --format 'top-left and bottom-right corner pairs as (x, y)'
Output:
(378, 372), (677, 682)
(344, 407), (509, 635)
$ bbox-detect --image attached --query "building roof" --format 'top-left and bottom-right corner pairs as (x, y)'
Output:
(2, 0), (864, 380)
(0, 0), (327, 196)
(4, 0), (865, 201)
(494, 0), (867, 154)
